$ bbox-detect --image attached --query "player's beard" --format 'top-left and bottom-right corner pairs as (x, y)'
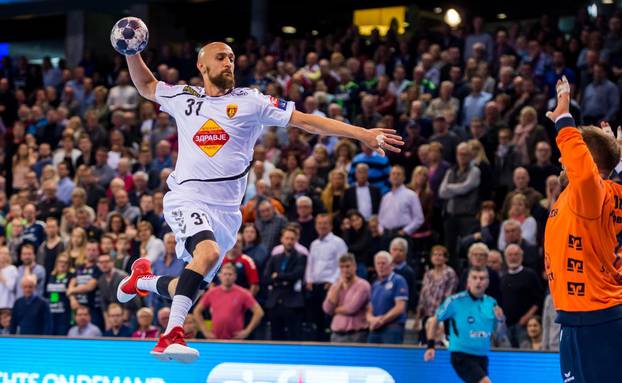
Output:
(208, 68), (235, 90)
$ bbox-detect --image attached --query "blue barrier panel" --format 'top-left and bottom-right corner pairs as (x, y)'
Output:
(0, 337), (560, 382)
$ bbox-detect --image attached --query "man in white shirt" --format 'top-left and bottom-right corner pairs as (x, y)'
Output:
(305, 214), (348, 341)
(342, 163), (381, 220)
(117, 39), (403, 362)
(107, 70), (139, 112)
(378, 165), (424, 237)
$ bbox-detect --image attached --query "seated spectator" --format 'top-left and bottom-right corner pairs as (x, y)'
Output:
(136, 221), (164, 263)
(0, 309), (11, 335)
(45, 253), (73, 335)
(0, 247), (17, 309)
(103, 303), (133, 337)
(132, 307), (159, 339)
(156, 307), (170, 334)
(194, 263), (263, 340)
(264, 226), (306, 341)
(322, 253), (371, 343)
(68, 305), (102, 337)
(367, 251), (408, 344)
(501, 244), (543, 348)
(10, 275), (51, 335)
(520, 315), (544, 351)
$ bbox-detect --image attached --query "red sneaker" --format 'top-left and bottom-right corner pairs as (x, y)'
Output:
(116, 258), (152, 303)
(150, 326), (199, 363)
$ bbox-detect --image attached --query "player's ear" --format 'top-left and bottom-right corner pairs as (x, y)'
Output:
(196, 62), (206, 75)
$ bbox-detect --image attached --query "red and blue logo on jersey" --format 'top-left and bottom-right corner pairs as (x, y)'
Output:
(269, 96), (287, 111)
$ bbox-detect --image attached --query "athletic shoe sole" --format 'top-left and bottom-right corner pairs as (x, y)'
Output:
(151, 344), (199, 363)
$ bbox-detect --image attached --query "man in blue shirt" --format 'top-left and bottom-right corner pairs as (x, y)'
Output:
(10, 275), (51, 335)
(367, 251), (408, 344)
(424, 267), (506, 383)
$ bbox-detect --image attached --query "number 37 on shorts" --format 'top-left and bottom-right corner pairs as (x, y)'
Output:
(168, 207), (214, 238)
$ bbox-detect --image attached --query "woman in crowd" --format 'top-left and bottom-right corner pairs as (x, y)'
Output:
(498, 193), (538, 249)
(342, 210), (373, 279)
(45, 253), (74, 336)
(520, 316), (544, 351)
(415, 245), (458, 343)
(132, 307), (159, 339)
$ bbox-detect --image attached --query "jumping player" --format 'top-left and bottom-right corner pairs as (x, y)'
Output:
(115, 41), (403, 363)
(544, 76), (622, 382)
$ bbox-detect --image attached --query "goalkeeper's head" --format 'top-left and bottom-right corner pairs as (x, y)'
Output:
(581, 125), (621, 178)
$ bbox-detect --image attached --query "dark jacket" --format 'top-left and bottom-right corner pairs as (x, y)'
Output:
(10, 295), (52, 335)
(341, 184), (382, 216)
(263, 250), (306, 309)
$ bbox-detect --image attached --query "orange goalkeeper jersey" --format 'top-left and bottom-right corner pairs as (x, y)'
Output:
(545, 118), (622, 314)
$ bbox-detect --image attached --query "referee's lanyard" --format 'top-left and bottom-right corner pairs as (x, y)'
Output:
(280, 257), (289, 273)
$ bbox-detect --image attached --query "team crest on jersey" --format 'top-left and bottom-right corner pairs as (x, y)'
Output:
(226, 104), (238, 119)
(193, 119), (230, 157)
(269, 96), (287, 111)
(183, 85), (201, 97)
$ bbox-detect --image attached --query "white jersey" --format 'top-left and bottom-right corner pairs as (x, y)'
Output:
(155, 81), (295, 206)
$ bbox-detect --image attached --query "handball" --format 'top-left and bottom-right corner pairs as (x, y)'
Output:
(110, 17), (149, 56)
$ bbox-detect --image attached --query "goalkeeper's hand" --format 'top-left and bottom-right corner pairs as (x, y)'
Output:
(546, 75), (571, 122)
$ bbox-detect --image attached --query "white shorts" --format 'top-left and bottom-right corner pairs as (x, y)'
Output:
(163, 190), (242, 282)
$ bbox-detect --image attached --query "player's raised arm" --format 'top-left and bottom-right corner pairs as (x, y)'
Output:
(546, 76), (609, 218)
(288, 110), (404, 156)
(126, 54), (157, 102)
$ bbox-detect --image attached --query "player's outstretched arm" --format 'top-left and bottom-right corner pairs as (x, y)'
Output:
(126, 54), (158, 102)
(289, 111), (404, 156)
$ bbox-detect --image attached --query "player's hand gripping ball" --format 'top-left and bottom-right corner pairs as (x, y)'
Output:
(110, 17), (149, 56)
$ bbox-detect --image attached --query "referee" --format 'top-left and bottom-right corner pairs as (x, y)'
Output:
(424, 266), (506, 383)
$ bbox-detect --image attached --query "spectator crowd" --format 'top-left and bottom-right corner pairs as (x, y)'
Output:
(5, 8), (622, 351)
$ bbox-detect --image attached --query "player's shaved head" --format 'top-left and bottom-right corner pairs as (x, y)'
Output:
(196, 42), (235, 91)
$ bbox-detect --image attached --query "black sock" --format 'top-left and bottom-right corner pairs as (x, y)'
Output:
(156, 276), (175, 299)
(174, 269), (204, 299)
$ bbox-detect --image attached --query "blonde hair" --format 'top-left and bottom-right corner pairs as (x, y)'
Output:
(468, 139), (489, 164)
(68, 227), (88, 267)
(408, 165), (430, 195)
(321, 169), (348, 214)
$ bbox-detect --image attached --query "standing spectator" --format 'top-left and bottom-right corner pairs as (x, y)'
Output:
(390, 237), (417, 312)
(0, 247), (17, 309)
(92, 147), (115, 189)
(37, 181), (66, 222)
(305, 214), (348, 341)
(429, 115), (461, 164)
(342, 163), (382, 220)
(500, 244), (543, 348)
(150, 233), (185, 311)
(520, 316), (544, 350)
(367, 251), (408, 344)
(10, 275), (51, 335)
(541, 292), (560, 351)
(527, 141), (561, 195)
(96, 253), (132, 315)
(222, 233), (260, 295)
(497, 219), (540, 274)
(264, 226), (306, 341)
(270, 223), (310, 257)
(349, 145), (392, 195)
(294, 196), (318, 249)
(342, 210), (374, 279)
(132, 307), (159, 339)
(353, 95), (383, 129)
(56, 162), (75, 205)
(580, 63), (619, 125)
(322, 253), (371, 343)
(378, 165), (424, 237)
(45, 253), (73, 335)
(458, 243), (502, 303)
(194, 263), (264, 340)
(0, 309), (11, 334)
(107, 70), (139, 112)
(16, 243), (46, 298)
(511, 106), (549, 165)
(136, 221), (164, 263)
(498, 194), (538, 249)
(415, 245), (458, 342)
(255, 200), (288, 253)
(68, 240), (103, 330)
(21, 203), (45, 248)
(320, 169), (348, 221)
(68, 305), (102, 337)
(37, 217), (65, 277)
(103, 303), (133, 337)
(439, 143), (481, 262)
(112, 190), (141, 225)
(501, 167), (543, 217)
(464, 16), (494, 62)
(425, 81), (460, 119)
(461, 75), (492, 127)
(241, 223), (269, 276)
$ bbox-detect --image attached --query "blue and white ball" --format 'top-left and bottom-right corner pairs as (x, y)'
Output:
(110, 17), (149, 56)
